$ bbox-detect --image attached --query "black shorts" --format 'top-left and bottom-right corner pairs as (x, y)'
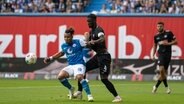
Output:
(86, 53), (111, 77)
(157, 54), (171, 70)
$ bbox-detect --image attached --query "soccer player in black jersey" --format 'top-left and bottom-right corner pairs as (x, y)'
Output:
(73, 14), (122, 102)
(151, 22), (177, 94)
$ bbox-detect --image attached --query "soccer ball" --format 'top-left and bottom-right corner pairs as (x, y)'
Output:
(25, 53), (37, 64)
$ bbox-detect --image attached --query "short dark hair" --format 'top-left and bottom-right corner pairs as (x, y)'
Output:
(65, 27), (74, 35)
(157, 22), (164, 26)
(87, 13), (97, 20)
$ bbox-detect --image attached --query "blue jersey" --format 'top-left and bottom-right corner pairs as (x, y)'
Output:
(83, 48), (92, 59)
(61, 39), (86, 65)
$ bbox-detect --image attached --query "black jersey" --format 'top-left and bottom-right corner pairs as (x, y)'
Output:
(89, 26), (107, 54)
(154, 30), (176, 55)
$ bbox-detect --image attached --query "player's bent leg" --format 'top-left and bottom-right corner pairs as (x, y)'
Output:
(80, 79), (94, 102)
(76, 75), (94, 101)
(101, 78), (122, 102)
(58, 71), (74, 100)
(159, 66), (165, 81)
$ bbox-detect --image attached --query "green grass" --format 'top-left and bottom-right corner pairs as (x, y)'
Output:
(0, 79), (184, 104)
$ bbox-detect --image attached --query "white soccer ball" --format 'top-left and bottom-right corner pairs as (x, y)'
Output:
(25, 53), (37, 64)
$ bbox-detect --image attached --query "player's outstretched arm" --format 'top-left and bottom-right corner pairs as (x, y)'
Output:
(43, 51), (65, 64)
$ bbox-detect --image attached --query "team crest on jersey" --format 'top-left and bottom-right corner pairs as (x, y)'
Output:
(78, 68), (82, 71)
(92, 34), (95, 38)
(156, 37), (160, 40)
(164, 35), (168, 38)
(73, 44), (76, 47)
(67, 48), (73, 54)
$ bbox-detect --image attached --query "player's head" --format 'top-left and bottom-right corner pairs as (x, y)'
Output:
(87, 13), (97, 28)
(157, 22), (164, 32)
(64, 27), (74, 44)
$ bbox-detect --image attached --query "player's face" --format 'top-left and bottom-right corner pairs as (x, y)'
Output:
(87, 18), (95, 28)
(157, 24), (164, 32)
(64, 34), (73, 44)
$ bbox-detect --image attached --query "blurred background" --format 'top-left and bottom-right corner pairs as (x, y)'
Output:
(0, 0), (184, 81)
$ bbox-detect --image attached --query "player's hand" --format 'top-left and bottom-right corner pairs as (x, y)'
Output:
(88, 40), (95, 45)
(43, 57), (52, 64)
(151, 55), (155, 61)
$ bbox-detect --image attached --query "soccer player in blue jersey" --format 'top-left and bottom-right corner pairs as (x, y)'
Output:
(43, 27), (94, 102)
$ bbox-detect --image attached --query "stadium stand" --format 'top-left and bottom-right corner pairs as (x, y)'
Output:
(0, 0), (184, 14)
(84, 0), (106, 12)
(0, 0), (90, 13)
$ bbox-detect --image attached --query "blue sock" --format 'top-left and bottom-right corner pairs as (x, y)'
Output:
(80, 79), (91, 95)
(59, 78), (72, 90)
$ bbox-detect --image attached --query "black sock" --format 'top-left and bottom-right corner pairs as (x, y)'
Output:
(77, 80), (83, 91)
(155, 80), (162, 88)
(163, 79), (168, 87)
(101, 79), (118, 97)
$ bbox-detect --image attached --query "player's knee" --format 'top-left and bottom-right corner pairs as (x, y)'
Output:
(101, 78), (109, 84)
(57, 75), (63, 80)
(57, 71), (68, 80)
(75, 74), (84, 81)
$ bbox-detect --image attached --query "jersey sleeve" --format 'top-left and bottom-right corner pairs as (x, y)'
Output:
(97, 27), (105, 37)
(98, 32), (104, 37)
(79, 39), (86, 47)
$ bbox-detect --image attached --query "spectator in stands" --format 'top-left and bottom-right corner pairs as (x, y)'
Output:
(99, 4), (109, 13)
(23, 4), (32, 13)
(159, 3), (168, 13)
(110, 2), (118, 13)
(14, 3), (23, 13)
(39, 4), (50, 12)
(57, 0), (66, 12)
(45, 0), (55, 12)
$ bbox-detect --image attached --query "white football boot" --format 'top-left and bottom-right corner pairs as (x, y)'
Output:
(73, 91), (82, 99)
(152, 86), (157, 93)
(112, 96), (122, 103)
(166, 87), (171, 94)
(87, 95), (94, 102)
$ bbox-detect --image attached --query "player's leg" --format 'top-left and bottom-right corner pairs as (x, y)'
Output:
(163, 55), (171, 94)
(58, 66), (74, 99)
(152, 55), (164, 93)
(99, 54), (122, 102)
(74, 55), (99, 99)
(74, 64), (94, 102)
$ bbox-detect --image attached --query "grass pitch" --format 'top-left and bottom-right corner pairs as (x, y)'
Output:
(0, 79), (184, 104)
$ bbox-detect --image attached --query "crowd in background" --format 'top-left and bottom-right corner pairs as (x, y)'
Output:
(0, 0), (89, 13)
(100, 0), (184, 14)
(1, 0), (184, 14)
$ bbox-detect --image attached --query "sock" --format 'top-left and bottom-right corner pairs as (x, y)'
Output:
(163, 79), (168, 87)
(155, 80), (162, 88)
(78, 80), (83, 91)
(59, 78), (72, 90)
(101, 79), (118, 97)
(80, 79), (91, 95)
